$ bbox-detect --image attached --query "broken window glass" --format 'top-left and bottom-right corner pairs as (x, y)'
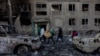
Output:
(51, 4), (62, 11)
(95, 4), (100, 11)
(82, 4), (88, 11)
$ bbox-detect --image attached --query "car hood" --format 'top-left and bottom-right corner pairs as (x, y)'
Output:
(15, 35), (40, 40)
(74, 36), (95, 42)
(81, 38), (93, 41)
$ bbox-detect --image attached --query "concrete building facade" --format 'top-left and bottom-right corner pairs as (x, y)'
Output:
(30, 0), (100, 35)
(0, 0), (100, 35)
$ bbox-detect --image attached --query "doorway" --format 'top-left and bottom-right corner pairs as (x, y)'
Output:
(37, 24), (46, 36)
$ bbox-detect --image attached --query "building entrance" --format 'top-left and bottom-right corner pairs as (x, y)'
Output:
(38, 25), (46, 35)
(37, 23), (47, 36)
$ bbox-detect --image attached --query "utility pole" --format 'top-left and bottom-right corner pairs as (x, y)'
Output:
(8, 0), (13, 34)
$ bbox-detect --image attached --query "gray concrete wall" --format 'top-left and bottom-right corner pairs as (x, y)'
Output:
(31, 0), (100, 35)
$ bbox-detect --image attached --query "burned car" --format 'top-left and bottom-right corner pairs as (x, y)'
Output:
(72, 33), (100, 53)
(0, 26), (41, 55)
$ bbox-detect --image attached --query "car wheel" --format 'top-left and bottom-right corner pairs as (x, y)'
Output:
(17, 45), (31, 56)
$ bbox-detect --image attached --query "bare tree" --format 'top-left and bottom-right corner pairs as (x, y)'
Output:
(8, 0), (13, 34)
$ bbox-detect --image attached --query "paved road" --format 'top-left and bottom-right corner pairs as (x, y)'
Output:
(1, 36), (100, 56)
(36, 36), (100, 56)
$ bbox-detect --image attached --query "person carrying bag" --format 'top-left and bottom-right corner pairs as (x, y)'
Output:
(44, 29), (55, 44)
(44, 29), (51, 39)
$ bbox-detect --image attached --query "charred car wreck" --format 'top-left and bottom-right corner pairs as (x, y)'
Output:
(0, 26), (41, 55)
(73, 32), (100, 53)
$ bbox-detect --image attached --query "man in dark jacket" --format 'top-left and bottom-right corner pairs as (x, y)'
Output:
(56, 27), (63, 42)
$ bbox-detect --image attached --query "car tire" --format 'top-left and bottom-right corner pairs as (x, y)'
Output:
(17, 45), (31, 56)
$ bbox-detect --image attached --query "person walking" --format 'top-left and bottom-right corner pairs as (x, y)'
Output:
(40, 28), (45, 42)
(56, 27), (63, 42)
(50, 28), (55, 36)
(50, 28), (55, 44)
(71, 30), (78, 39)
(44, 29), (55, 44)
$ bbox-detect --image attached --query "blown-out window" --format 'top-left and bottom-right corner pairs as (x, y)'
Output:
(95, 4), (100, 11)
(82, 4), (89, 11)
(51, 4), (62, 11)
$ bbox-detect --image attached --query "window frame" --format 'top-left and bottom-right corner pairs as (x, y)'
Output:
(36, 4), (46, 8)
(69, 4), (75, 11)
(82, 18), (88, 25)
(95, 4), (100, 11)
(69, 18), (75, 26)
(51, 4), (62, 11)
(94, 18), (100, 26)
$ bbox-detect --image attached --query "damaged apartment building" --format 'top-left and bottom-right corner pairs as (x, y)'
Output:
(0, 0), (100, 35)
(31, 0), (100, 35)
(0, 0), (31, 34)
